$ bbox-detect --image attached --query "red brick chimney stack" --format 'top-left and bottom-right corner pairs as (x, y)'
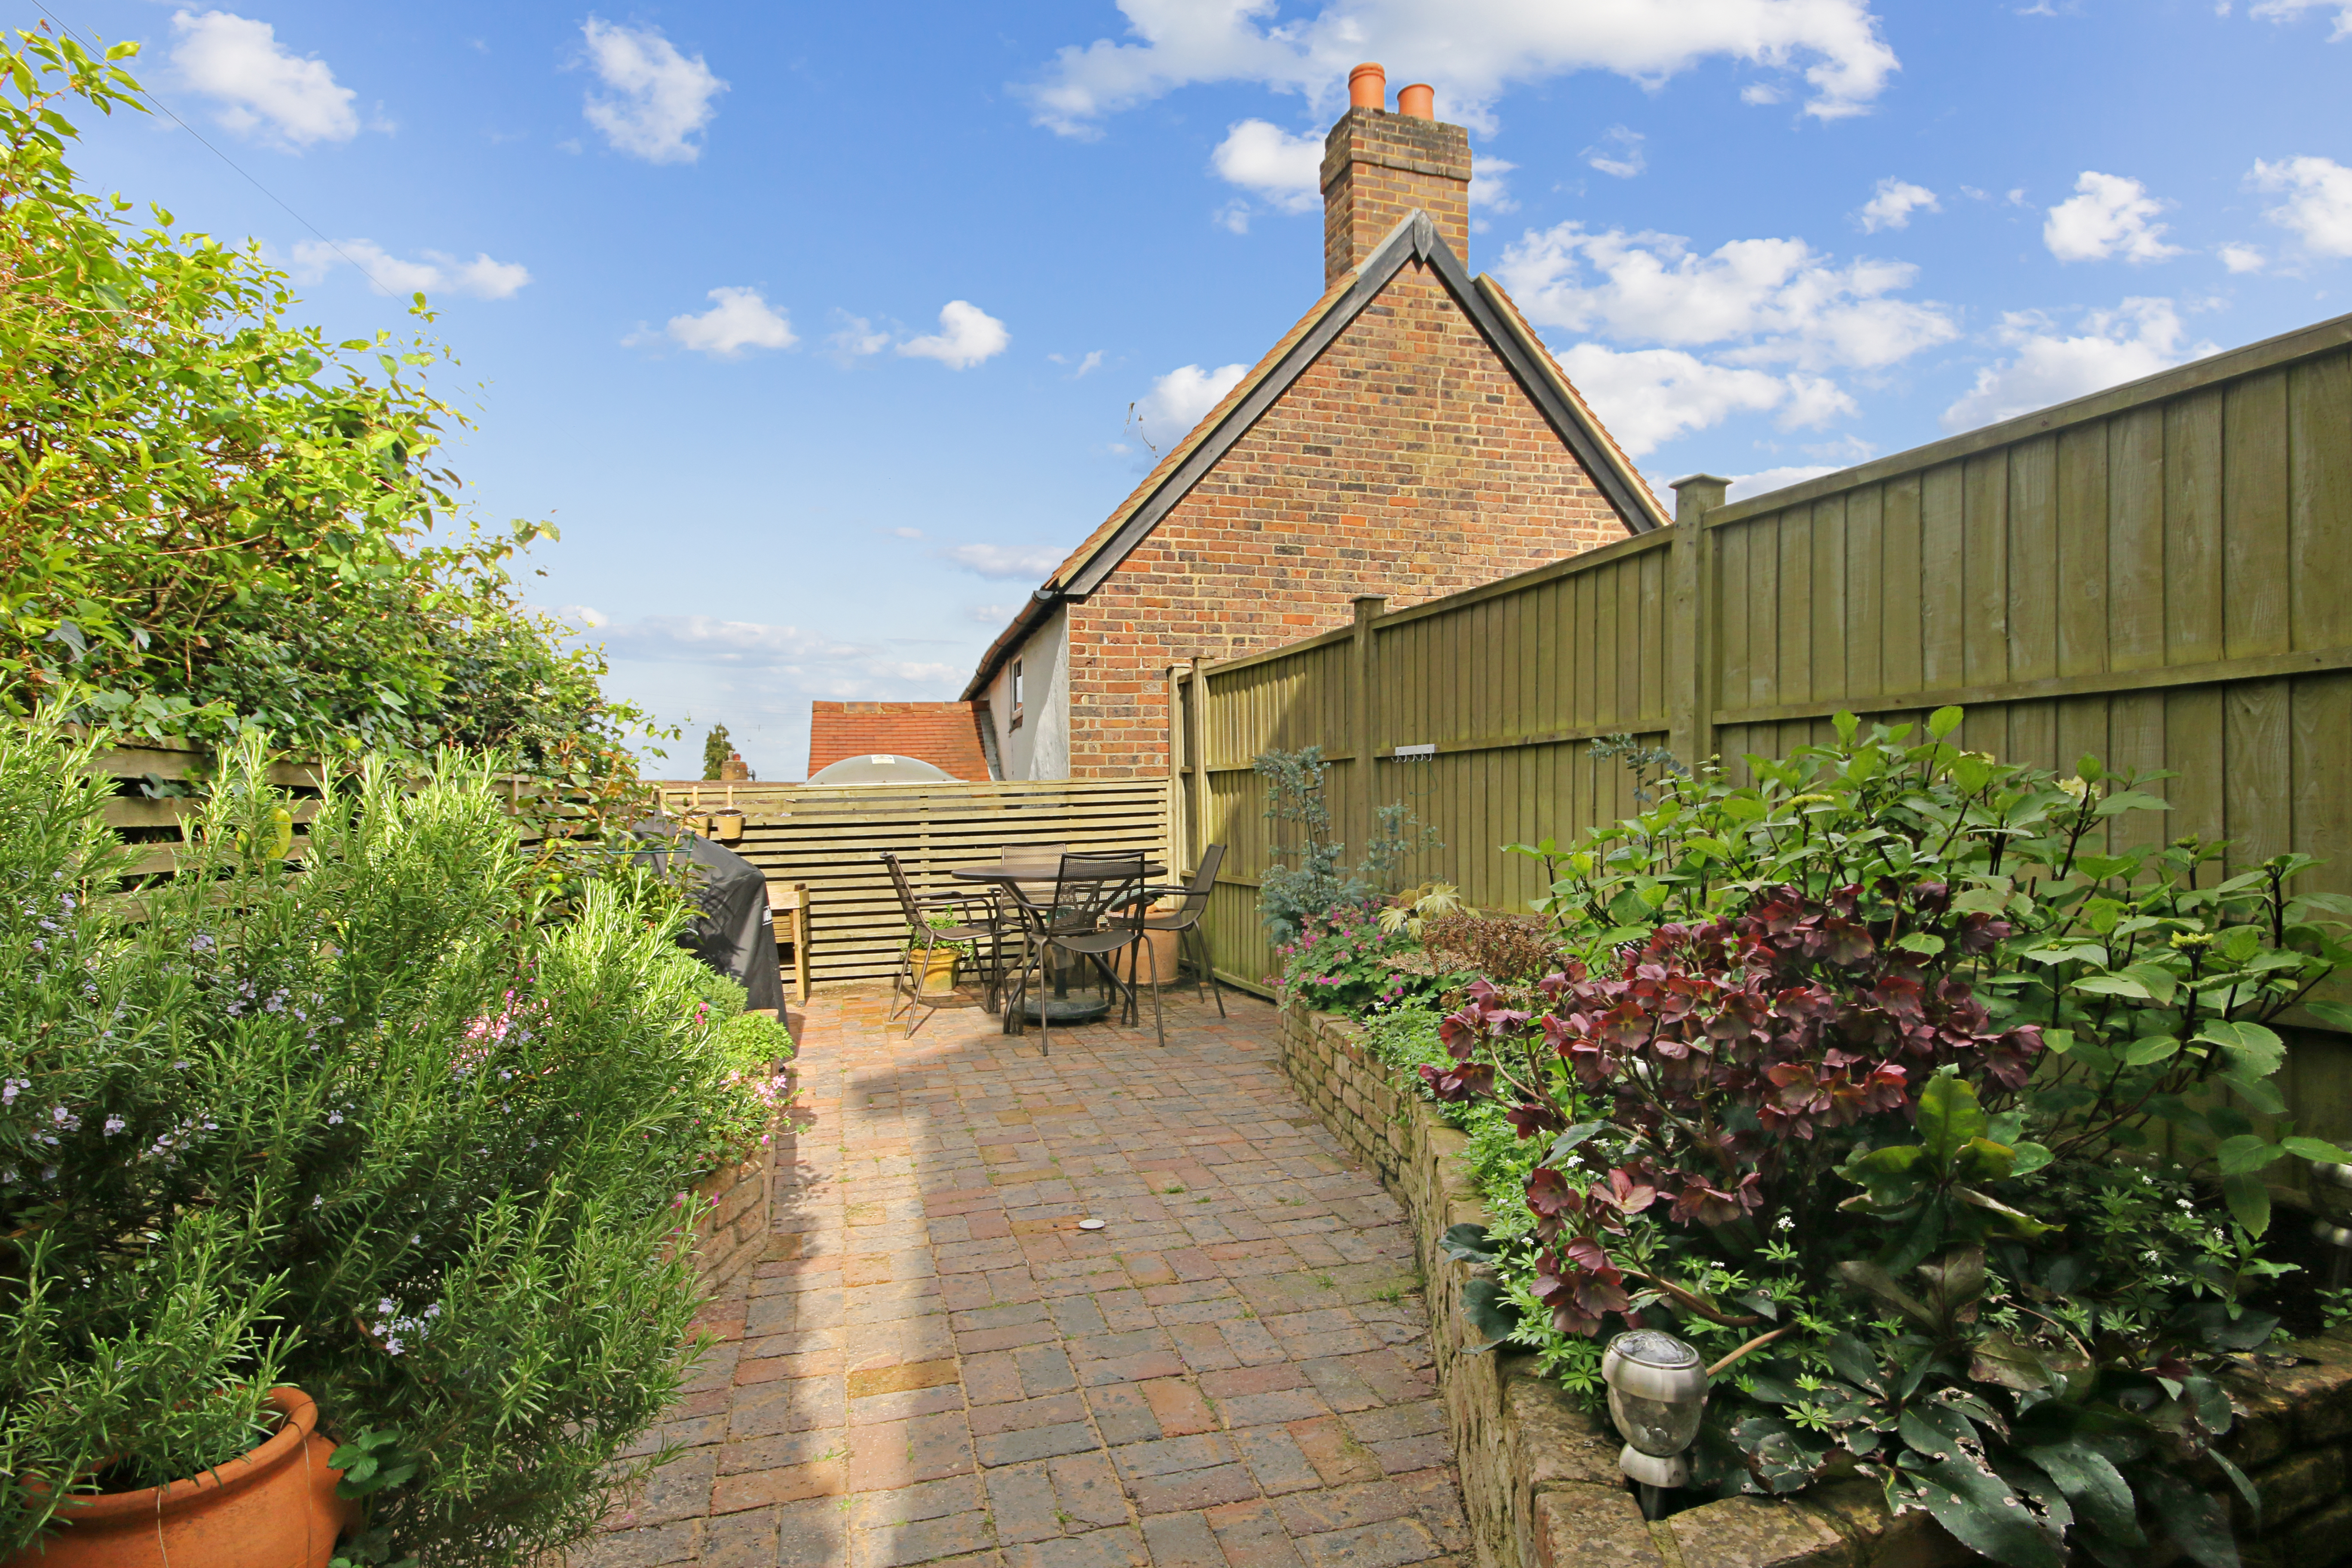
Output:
(1320, 64), (1471, 289)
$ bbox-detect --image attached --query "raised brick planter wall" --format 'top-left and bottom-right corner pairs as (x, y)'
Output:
(1277, 1000), (2352, 1568)
(686, 1120), (774, 1297)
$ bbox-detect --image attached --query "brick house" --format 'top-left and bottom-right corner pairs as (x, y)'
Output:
(963, 65), (1664, 781)
(806, 700), (993, 780)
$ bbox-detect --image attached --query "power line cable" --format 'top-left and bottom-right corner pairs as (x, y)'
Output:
(29, 1), (397, 294)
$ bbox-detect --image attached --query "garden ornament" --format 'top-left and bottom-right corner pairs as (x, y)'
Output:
(2315, 1161), (2352, 1289)
(1602, 1329), (1708, 1511)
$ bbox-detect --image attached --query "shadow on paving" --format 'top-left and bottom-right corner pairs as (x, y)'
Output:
(575, 980), (1471, 1568)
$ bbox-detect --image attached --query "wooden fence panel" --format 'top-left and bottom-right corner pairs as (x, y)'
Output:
(1173, 312), (2352, 1147)
(701, 778), (1170, 987)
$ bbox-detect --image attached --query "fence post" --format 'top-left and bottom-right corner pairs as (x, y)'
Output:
(1166, 662), (1191, 877)
(1348, 595), (1387, 862)
(1666, 475), (1730, 770)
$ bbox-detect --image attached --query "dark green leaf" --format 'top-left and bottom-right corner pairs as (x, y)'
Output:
(1439, 1224), (1497, 1265)
(1459, 1276), (1516, 1353)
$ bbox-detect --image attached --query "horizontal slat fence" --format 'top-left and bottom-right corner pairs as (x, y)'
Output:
(706, 778), (1171, 987)
(1174, 309), (2352, 1149)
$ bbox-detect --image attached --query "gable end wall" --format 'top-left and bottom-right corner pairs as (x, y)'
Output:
(1064, 259), (1632, 780)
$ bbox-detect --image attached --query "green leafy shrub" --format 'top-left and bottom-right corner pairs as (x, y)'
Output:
(1422, 709), (2352, 1568)
(0, 724), (778, 1563)
(0, 32), (661, 855)
(1273, 906), (1464, 1015)
(1253, 747), (1437, 943)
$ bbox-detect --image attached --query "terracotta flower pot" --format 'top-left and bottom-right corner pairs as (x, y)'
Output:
(6, 1387), (352, 1568)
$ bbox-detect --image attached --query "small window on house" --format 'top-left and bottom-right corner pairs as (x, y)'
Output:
(1009, 661), (1023, 730)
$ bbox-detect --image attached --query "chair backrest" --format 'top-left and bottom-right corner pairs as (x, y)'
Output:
(1171, 844), (1225, 920)
(879, 852), (925, 925)
(1042, 851), (1147, 936)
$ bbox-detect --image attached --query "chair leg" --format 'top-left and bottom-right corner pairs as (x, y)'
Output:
(1188, 925), (1225, 1017)
(1146, 937), (1165, 1049)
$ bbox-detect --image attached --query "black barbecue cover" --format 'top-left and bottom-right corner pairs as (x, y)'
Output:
(630, 825), (786, 1014)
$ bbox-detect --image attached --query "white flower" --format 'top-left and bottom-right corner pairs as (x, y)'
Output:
(1775, 1214), (1795, 1231)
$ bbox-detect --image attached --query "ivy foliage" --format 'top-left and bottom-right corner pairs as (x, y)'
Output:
(0, 29), (658, 848)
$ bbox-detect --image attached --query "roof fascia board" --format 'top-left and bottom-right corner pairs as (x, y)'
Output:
(1061, 215), (1432, 598)
(1063, 210), (1658, 598)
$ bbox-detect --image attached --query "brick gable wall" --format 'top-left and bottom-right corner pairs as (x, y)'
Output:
(1061, 259), (1632, 780)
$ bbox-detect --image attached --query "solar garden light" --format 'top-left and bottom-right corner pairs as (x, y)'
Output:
(2315, 1161), (2352, 1290)
(1602, 1329), (1709, 1517)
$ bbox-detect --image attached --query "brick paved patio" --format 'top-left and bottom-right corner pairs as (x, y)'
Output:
(579, 983), (1468, 1568)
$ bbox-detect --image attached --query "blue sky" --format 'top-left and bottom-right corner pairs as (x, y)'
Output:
(35, 0), (2352, 779)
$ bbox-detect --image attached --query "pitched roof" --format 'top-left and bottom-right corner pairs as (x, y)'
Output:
(961, 210), (1666, 699)
(807, 701), (990, 781)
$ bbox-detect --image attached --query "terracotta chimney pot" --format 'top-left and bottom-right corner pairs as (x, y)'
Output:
(1348, 62), (1386, 110)
(1397, 82), (1433, 118)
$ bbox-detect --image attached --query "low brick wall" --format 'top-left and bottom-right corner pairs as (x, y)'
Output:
(1277, 1001), (2352, 1568)
(686, 1119), (774, 1296)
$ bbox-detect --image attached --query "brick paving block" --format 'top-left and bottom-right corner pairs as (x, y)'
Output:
(773, 1495), (853, 1568)
(1046, 1449), (1130, 1529)
(1001, 1525), (1149, 1568)
(1287, 1416), (1387, 1487)
(973, 1421), (1101, 1469)
(1011, 1341), (1080, 1398)
(983, 1459), (1066, 1544)
(861, 1510), (998, 1567)
(697, 1510), (777, 1568)
(1139, 1510), (1229, 1567)
(1289, 1514), (1445, 1568)
(1232, 1426), (1325, 1496)
(1202, 1500), (1309, 1568)
(971, 1391), (1090, 1438)
(850, 1410), (975, 1488)
(584, 987), (1472, 1568)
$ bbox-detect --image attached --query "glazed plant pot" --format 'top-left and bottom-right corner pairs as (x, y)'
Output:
(4, 1387), (352, 1568)
(711, 810), (745, 842)
(919, 949), (959, 995)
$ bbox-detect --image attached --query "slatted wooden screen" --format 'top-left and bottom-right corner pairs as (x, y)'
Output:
(1173, 310), (2352, 1144)
(696, 778), (1171, 987)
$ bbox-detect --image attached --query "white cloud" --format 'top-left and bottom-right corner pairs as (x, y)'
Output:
(2043, 172), (2182, 263)
(1584, 126), (1646, 180)
(1050, 349), (1107, 377)
(1726, 464), (1841, 501)
(634, 286), (796, 358)
(1855, 177), (1938, 233)
(580, 18), (726, 164)
(826, 313), (891, 362)
(898, 301), (1011, 369)
(1134, 362), (1249, 451)
(2250, 155), (2352, 257)
(572, 611), (957, 686)
(1472, 156), (1518, 213)
(1741, 83), (1785, 104)
(969, 603), (1017, 625)
(1552, 345), (1794, 457)
(1210, 119), (1324, 212)
(1941, 297), (2211, 432)
(170, 10), (358, 149)
(1023, 0), (1900, 135)
(891, 527), (925, 540)
(1495, 222), (1957, 372)
(939, 544), (1065, 579)
(288, 239), (530, 299)
(2220, 242), (2267, 273)
(2248, 0), (2352, 38)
